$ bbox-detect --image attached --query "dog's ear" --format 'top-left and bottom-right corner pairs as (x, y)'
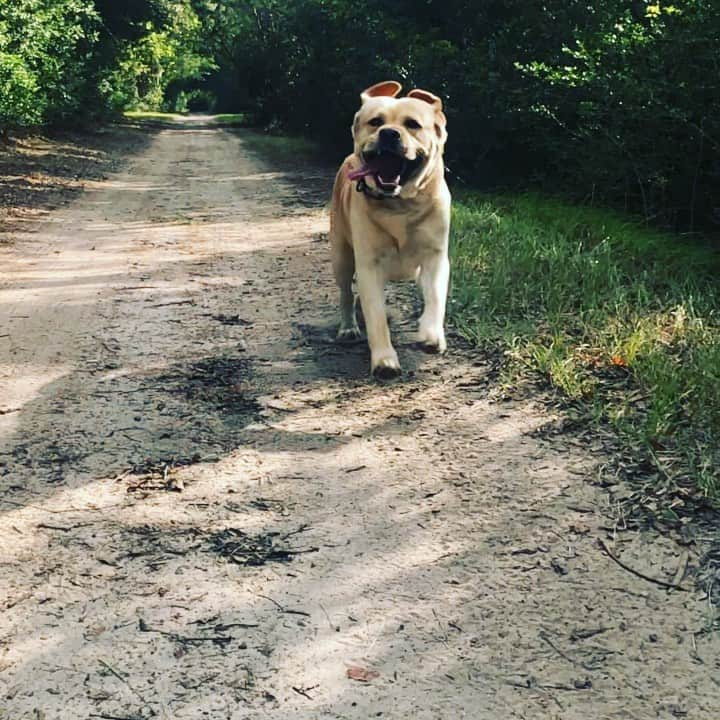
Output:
(408, 89), (447, 142)
(361, 81), (402, 103)
(407, 89), (443, 111)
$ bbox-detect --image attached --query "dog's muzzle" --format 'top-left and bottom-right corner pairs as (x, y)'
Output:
(348, 137), (425, 198)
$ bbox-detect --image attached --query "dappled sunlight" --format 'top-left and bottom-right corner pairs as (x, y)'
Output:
(3, 119), (717, 720)
(0, 364), (69, 437)
(186, 172), (286, 183)
(0, 0), (718, 709)
(1, 434), (488, 714)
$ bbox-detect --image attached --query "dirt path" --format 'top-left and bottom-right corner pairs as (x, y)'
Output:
(1, 119), (718, 720)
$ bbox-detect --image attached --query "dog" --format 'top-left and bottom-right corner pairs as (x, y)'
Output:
(329, 80), (451, 378)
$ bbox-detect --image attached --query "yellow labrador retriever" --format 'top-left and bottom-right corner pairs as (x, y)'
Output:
(329, 80), (450, 378)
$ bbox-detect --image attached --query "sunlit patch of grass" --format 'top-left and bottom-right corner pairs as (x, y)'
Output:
(123, 111), (248, 127)
(213, 113), (247, 126)
(449, 192), (720, 506)
(123, 110), (183, 122)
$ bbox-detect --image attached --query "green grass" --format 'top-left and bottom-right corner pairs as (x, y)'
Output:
(212, 113), (247, 126)
(123, 111), (248, 126)
(449, 192), (720, 506)
(238, 131), (332, 167)
(123, 110), (184, 122)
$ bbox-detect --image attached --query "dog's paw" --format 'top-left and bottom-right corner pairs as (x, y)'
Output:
(418, 338), (447, 354)
(371, 353), (402, 380)
(417, 329), (447, 354)
(336, 326), (362, 344)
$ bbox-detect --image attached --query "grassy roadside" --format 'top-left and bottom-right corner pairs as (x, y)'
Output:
(123, 110), (184, 123)
(123, 111), (247, 126)
(236, 131), (335, 167)
(450, 193), (720, 510)
(213, 113), (249, 126)
(240, 132), (720, 510)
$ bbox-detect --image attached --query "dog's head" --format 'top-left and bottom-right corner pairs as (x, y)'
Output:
(350, 81), (447, 198)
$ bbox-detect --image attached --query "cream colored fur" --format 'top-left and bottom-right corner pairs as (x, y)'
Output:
(329, 81), (451, 378)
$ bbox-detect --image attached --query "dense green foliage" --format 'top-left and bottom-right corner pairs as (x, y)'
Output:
(206, 0), (719, 234)
(0, 0), (212, 132)
(0, 0), (98, 127)
(3, 1), (718, 231)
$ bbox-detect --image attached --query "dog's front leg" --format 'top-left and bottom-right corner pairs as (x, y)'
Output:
(417, 248), (450, 353)
(356, 264), (401, 379)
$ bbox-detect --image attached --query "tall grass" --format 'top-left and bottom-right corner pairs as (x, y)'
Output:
(450, 193), (720, 504)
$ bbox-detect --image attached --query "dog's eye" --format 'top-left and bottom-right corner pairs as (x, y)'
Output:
(404, 118), (422, 130)
(368, 117), (384, 127)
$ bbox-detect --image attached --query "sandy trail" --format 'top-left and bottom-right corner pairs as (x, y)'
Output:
(1, 119), (718, 720)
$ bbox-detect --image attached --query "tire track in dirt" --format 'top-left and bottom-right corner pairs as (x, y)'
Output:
(1, 118), (718, 719)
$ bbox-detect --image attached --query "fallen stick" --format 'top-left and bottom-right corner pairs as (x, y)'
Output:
(97, 659), (149, 709)
(138, 619), (232, 645)
(148, 300), (195, 308)
(597, 539), (688, 592)
(257, 593), (311, 617)
(538, 631), (596, 671)
(292, 685), (318, 699)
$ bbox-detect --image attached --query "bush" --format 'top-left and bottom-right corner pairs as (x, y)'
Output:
(0, 52), (43, 129)
(0, 0), (214, 131)
(0, 0), (99, 129)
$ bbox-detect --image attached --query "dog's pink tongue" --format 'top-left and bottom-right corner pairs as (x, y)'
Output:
(348, 165), (371, 181)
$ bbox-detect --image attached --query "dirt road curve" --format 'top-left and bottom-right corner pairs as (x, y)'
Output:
(1, 119), (718, 719)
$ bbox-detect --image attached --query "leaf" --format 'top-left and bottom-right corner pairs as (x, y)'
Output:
(346, 666), (380, 682)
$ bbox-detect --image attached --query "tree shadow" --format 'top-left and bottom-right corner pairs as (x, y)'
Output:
(8, 120), (710, 718)
(0, 125), (157, 241)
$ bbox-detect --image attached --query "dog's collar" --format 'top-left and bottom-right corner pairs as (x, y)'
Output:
(356, 177), (400, 201)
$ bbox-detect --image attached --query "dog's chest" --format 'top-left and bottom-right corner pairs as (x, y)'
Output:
(372, 213), (443, 280)
(374, 206), (439, 248)
(379, 211), (411, 250)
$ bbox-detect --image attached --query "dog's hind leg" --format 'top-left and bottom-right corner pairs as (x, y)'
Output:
(331, 237), (361, 342)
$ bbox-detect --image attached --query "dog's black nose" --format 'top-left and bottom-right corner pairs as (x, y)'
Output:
(379, 127), (401, 144)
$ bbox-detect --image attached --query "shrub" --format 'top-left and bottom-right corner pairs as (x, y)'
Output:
(0, 52), (43, 129)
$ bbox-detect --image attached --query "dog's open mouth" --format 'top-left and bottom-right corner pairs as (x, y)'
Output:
(349, 150), (422, 193)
